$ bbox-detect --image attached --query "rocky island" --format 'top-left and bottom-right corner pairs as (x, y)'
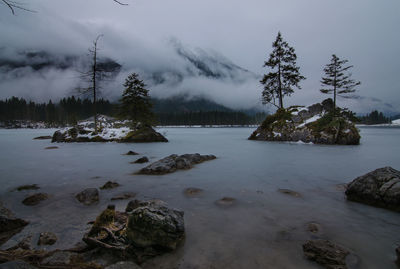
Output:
(51, 115), (168, 143)
(249, 99), (360, 145)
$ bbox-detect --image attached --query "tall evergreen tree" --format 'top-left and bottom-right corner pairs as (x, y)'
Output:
(118, 73), (154, 126)
(261, 32), (305, 109)
(320, 54), (361, 109)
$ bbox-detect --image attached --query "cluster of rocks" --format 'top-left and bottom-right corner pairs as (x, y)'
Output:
(0, 199), (184, 268)
(138, 153), (216, 175)
(83, 199), (185, 264)
(249, 98), (360, 145)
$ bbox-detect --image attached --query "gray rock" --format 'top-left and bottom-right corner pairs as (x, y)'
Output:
(76, 188), (99, 205)
(127, 199), (185, 250)
(105, 261), (142, 269)
(345, 167), (400, 212)
(38, 232), (57, 245)
(22, 193), (49, 206)
(0, 260), (38, 269)
(0, 203), (29, 246)
(303, 239), (351, 269)
(41, 251), (74, 266)
(138, 153), (216, 175)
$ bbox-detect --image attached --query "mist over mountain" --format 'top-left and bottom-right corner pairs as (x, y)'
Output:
(0, 39), (397, 115)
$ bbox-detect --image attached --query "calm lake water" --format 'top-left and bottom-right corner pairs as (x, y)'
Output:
(0, 127), (399, 268)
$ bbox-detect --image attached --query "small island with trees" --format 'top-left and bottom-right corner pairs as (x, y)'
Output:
(249, 32), (362, 145)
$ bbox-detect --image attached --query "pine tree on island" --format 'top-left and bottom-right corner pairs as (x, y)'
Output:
(320, 54), (361, 111)
(260, 32), (305, 109)
(118, 73), (155, 128)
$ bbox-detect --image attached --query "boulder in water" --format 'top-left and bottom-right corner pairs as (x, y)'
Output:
(138, 153), (216, 175)
(345, 167), (400, 212)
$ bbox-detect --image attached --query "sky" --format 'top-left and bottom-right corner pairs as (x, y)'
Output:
(0, 0), (399, 114)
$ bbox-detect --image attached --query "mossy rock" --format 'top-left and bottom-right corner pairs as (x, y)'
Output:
(120, 126), (168, 143)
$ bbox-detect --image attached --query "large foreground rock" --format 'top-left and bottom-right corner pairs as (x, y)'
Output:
(138, 153), (216, 175)
(126, 199), (185, 250)
(303, 239), (352, 269)
(249, 98), (360, 145)
(345, 167), (400, 212)
(0, 203), (29, 246)
(83, 200), (185, 263)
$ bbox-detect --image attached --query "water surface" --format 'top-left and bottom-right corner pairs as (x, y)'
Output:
(0, 127), (399, 268)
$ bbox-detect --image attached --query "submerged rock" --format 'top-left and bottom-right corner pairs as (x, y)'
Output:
(249, 98), (360, 145)
(100, 181), (120, 190)
(278, 189), (302, 198)
(76, 188), (99, 205)
(183, 187), (204, 197)
(111, 192), (136, 201)
(44, 146), (58, 150)
(38, 232), (57, 246)
(125, 151), (139, 155)
(132, 157), (149, 164)
(138, 153), (216, 175)
(13, 184), (40, 192)
(22, 193), (49, 206)
(215, 197), (236, 207)
(345, 167), (400, 212)
(303, 239), (352, 269)
(0, 203), (29, 246)
(33, 136), (52, 140)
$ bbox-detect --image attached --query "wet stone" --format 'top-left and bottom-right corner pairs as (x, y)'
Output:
(38, 232), (57, 246)
(100, 181), (120, 190)
(22, 193), (49, 206)
(76, 188), (99, 205)
(125, 151), (139, 155)
(44, 146), (58, 150)
(183, 187), (204, 197)
(215, 197), (236, 207)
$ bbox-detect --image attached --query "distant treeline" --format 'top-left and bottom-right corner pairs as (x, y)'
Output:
(0, 96), (267, 126)
(0, 96), (113, 125)
(358, 110), (392, 125)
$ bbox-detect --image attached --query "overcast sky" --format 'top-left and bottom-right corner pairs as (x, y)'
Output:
(0, 0), (399, 113)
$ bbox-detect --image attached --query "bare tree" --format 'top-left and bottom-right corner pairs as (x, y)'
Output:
(79, 35), (103, 134)
(1, 0), (127, 14)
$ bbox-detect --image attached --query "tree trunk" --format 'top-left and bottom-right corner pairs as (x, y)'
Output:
(93, 41), (98, 134)
(278, 62), (283, 109)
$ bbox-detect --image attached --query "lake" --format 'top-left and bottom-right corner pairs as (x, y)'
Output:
(0, 127), (399, 268)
